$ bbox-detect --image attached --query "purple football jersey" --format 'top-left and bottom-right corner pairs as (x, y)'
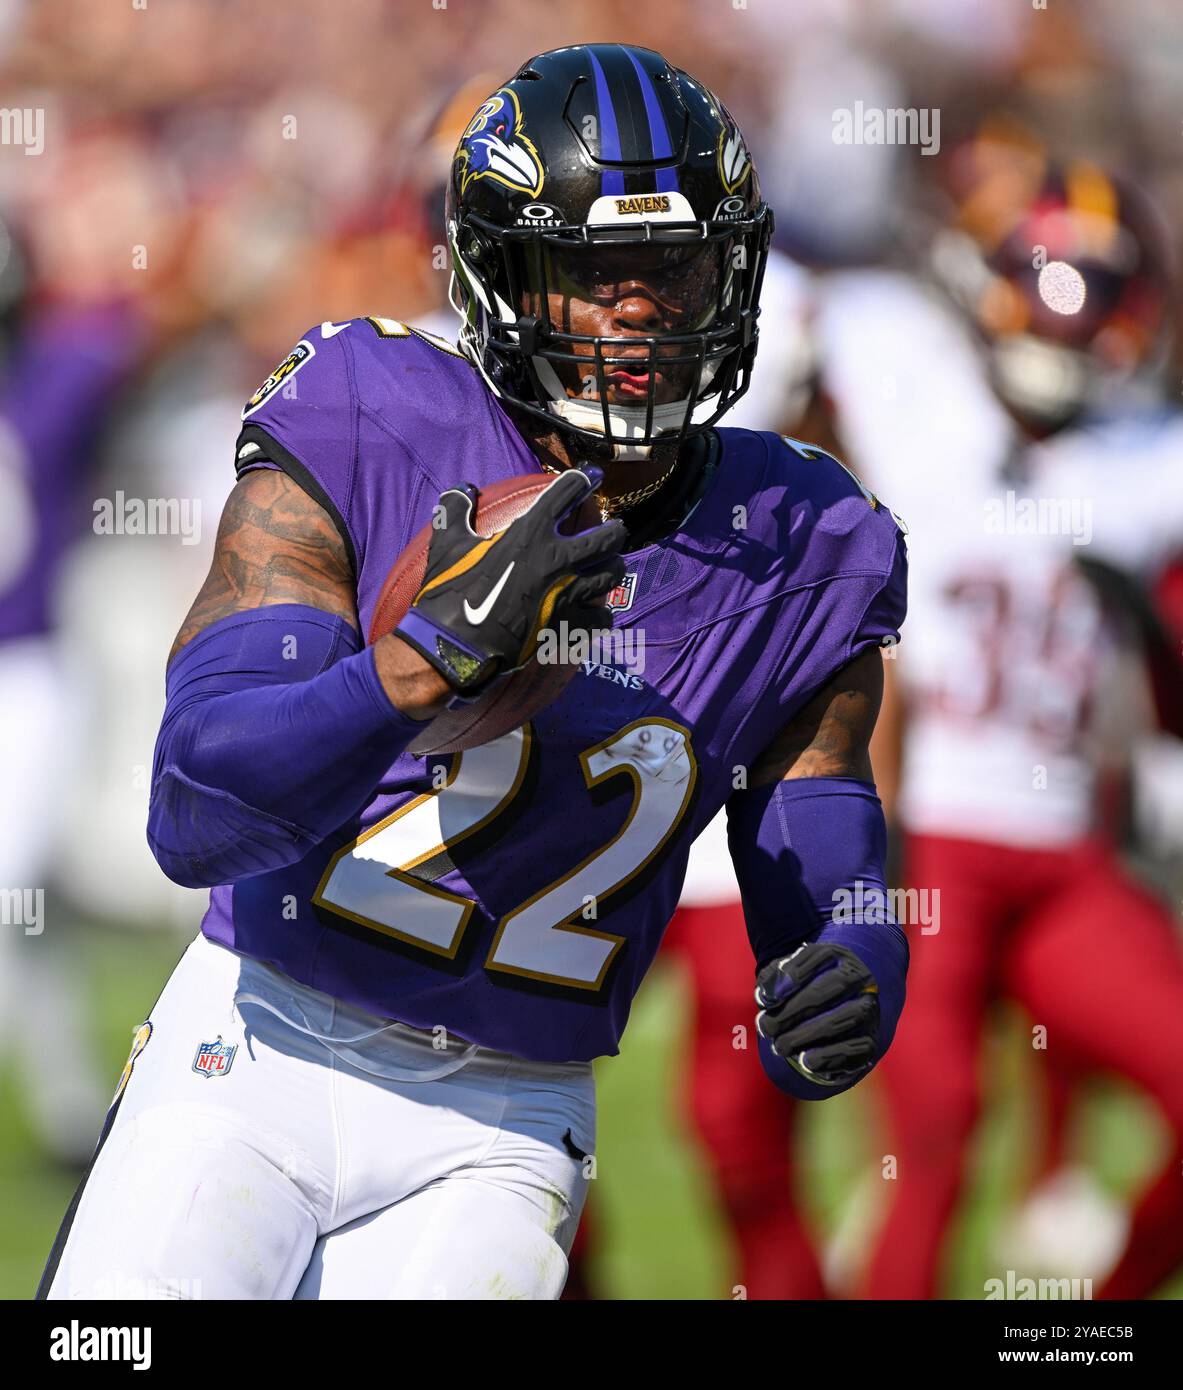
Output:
(200, 317), (907, 1062)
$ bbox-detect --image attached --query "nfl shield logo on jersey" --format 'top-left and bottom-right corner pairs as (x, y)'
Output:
(192, 1036), (237, 1079)
(606, 572), (636, 613)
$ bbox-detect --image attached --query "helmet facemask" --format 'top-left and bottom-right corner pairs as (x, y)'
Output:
(450, 210), (771, 456)
(444, 45), (773, 456)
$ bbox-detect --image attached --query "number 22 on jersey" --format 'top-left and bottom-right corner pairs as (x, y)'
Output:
(313, 719), (697, 992)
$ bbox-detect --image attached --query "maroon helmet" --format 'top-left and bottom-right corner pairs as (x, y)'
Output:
(933, 143), (1171, 433)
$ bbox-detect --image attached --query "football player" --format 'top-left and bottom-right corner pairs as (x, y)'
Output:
(39, 45), (907, 1301)
(814, 149), (1183, 1300)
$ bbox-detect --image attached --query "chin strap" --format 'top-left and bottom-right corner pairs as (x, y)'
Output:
(607, 441), (652, 462)
(537, 353), (720, 451)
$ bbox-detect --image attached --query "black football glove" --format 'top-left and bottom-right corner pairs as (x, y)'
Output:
(755, 941), (880, 1088)
(395, 467), (626, 694)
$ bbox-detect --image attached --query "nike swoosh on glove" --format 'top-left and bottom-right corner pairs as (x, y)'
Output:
(394, 467), (626, 693)
(755, 941), (880, 1087)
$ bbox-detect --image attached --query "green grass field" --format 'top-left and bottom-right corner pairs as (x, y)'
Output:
(3, 923), (1180, 1300)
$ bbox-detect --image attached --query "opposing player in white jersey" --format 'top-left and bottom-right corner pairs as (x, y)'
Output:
(817, 150), (1183, 1299)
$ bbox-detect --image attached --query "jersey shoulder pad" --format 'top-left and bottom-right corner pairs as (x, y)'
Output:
(345, 315), (482, 405)
(235, 316), (478, 472)
(239, 316), (469, 423)
(240, 322), (347, 424)
(355, 315), (467, 359)
(772, 436), (907, 651)
(236, 320), (357, 479)
(775, 433), (907, 537)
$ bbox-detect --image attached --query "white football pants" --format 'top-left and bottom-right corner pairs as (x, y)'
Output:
(41, 933), (596, 1300)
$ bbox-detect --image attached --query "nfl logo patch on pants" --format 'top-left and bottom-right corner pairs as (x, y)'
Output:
(192, 1037), (237, 1079)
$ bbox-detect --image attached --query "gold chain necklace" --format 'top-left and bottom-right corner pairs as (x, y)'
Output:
(540, 457), (680, 520)
(601, 459), (681, 515)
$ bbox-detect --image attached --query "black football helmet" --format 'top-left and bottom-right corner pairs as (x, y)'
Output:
(445, 44), (773, 455)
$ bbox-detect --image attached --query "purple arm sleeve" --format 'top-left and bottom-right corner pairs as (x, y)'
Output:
(726, 777), (909, 1100)
(148, 605), (422, 889)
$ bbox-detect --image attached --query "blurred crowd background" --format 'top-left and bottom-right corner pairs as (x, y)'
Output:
(2, 0), (1182, 1300)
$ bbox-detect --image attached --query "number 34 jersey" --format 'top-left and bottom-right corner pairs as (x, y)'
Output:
(199, 317), (907, 1063)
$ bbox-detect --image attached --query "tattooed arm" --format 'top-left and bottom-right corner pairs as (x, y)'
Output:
(748, 646), (882, 786)
(169, 470), (357, 660)
(148, 472), (452, 886)
(170, 470), (448, 717)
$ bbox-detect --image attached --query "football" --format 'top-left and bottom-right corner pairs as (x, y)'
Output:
(368, 473), (605, 756)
